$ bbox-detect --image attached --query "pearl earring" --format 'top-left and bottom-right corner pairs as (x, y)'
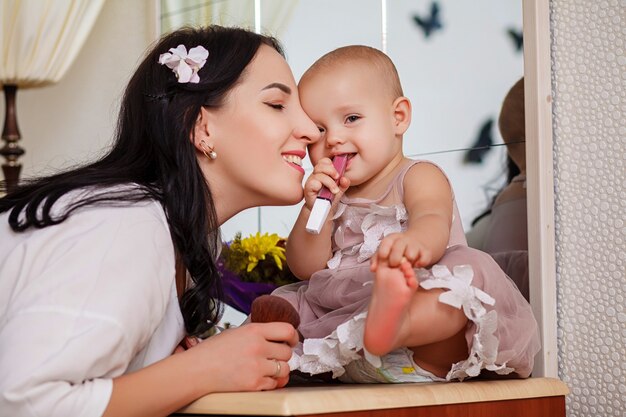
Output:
(200, 140), (217, 160)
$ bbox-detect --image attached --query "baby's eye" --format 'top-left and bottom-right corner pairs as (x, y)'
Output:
(317, 126), (325, 134)
(345, 115), (360, 123)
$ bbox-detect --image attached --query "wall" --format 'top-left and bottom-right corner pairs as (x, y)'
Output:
(0, 0), (154, 179)
(550, 0), (625, 415)
(1, 1), (522, 241)
(165, 0), (523, 241)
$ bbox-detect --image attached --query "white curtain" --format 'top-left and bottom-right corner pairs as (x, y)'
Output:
(0, 0), (105, 88)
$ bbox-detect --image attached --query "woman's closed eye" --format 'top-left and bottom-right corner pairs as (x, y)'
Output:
(265, 102), (285, 110)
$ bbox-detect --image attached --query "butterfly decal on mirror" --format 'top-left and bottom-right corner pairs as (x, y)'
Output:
(507, 27), (524, 52)
(412, 1), (443, 39)
(464, 118), (495, 164)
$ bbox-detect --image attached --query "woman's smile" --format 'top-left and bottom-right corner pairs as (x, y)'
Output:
(282, 150), (306, 174)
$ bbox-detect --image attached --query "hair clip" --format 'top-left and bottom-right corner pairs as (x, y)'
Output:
(143, 92), (170, 102)
(158, 44), (209, 84)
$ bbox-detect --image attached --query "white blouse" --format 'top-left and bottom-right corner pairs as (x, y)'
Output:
(0, 191), (185, 417)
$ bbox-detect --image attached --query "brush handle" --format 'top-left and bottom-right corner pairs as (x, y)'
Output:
(305, 154), (349, 234)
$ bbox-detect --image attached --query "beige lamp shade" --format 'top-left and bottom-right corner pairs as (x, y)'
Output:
(0, 0), (105, 192)
(1, 0), (105, 88)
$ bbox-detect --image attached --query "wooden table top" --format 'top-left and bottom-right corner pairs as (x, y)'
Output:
(174, 377), (569, 416)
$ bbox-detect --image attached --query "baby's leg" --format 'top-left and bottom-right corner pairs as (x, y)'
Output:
(364, 262), (469, 378)
(363, 261), (418, 356)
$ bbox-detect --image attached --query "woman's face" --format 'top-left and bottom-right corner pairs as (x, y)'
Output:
(200, 44), (319, 222)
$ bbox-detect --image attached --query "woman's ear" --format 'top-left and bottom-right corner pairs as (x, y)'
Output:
(191, 107), (212, 151)
(392, 96), (412, 136)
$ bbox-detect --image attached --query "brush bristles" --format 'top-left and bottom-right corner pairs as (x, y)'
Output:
(250, 294), (301, 329)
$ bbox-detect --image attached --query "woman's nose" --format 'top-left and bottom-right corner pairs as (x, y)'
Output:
(293, 109), (321, 144)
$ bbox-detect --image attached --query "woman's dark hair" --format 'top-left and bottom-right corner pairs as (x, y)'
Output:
(0, 26), (284, 336)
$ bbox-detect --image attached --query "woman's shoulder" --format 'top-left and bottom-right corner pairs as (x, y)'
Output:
(1, 184), (173, 279)
(0, 184), (175, 326)
(51, 184), (168, 226)
(493, 182), (526, 207)
(61, 187), (172, 257)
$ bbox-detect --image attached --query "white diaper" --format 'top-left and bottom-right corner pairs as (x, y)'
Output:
(288, 311), (446, 383)
(338, 347), (445, 383)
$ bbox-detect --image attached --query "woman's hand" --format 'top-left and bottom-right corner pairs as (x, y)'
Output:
(185, 322), (298, 393)
(105, 322), (298, 417)
(303, 157), (350, 211)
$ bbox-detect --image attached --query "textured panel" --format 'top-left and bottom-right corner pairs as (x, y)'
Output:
(550, 0), (625, 416)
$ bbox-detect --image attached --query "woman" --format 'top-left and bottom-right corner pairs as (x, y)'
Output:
(0, 26), (318, 417)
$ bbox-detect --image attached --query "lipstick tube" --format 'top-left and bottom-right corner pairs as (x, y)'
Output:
(305, 154), (349, 234)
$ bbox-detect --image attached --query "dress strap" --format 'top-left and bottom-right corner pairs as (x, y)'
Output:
(340, 159), (421, 205)
(395, 159), (423, 201)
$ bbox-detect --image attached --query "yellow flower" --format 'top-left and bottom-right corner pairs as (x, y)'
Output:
(239, 232), (286, 272)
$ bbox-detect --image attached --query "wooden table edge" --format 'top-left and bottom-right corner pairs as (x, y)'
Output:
(175, 377), (569, 416)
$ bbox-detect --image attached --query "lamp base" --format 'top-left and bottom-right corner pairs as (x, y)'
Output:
(1, 84), (24, 193)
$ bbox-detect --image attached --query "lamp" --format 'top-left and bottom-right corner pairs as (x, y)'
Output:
(1, 0), (105, 193)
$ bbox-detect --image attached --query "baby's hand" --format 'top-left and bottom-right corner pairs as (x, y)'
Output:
(370, 233), (433, 270)
(303, 157), (350, 211)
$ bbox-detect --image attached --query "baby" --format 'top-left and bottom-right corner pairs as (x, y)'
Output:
(254, 46), (540, 383)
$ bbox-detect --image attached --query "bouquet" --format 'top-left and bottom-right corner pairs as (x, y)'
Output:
(218, 232), (299, 314)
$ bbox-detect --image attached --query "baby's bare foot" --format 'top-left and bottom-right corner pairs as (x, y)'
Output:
(364, 260), (418, 356)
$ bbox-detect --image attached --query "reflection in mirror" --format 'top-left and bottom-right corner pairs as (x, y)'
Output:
(160, 0), (524, 245)
(160, 0), (556, 378)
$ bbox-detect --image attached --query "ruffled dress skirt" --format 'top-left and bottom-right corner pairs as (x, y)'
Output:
(275, 246), (539, 382)
(274, 161), (540, 383)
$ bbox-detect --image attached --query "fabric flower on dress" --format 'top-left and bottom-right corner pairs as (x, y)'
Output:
(358, 204), (407, 263)
(418, 264), (513, 380)
(158, 44), (209, 83)
(419, 264), (495, 320)
(288, 312), (372, 378)
(327, 203), (407, 269)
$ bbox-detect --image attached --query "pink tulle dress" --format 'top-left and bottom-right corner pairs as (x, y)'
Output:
(274, 160), (540, 383)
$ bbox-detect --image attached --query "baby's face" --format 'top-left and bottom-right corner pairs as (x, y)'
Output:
(299, 63), (403, 187)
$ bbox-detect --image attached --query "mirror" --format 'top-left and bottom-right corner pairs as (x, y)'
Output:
(160, 0), (524, 238)
(159, 0), (556, 377)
